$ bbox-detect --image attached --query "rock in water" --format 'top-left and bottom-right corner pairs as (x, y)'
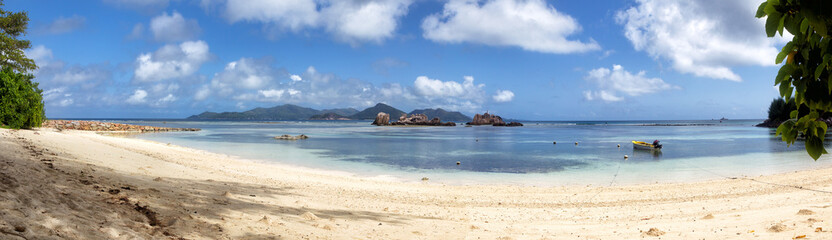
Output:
(274, 134), (309, 140)
(467, 112), (505, 125)
(372, 112), (390, 126)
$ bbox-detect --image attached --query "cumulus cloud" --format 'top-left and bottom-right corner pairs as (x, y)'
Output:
(492, 90), (514, 102)
(583, 65), (676, 102)
(210, 58), (277, 94)
(126, 89), (148, 104)
(40, 15), (85, 35)
(616, 0), (782, 81)
(414, 76), (484, 99)
(320, 0), (411, 43)
(422, 0), (599, 54)
(25, 45), (114, 107)
(216, 0), (412, 43)
(290, 74), (302, 82)
(150, 11), (202, 42)
(134, 41), (210, 82)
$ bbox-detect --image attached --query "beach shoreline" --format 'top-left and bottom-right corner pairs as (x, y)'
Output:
(1, 127), (831, 239)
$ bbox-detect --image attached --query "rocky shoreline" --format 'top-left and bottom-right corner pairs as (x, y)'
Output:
(42, 120), (200, 132)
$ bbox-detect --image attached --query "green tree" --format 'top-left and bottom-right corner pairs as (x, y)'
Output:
(0, 1), (35, 73)
(757, 0), (832, 160)
(768, 97), (797, 122)
(0, 1), (42, 129)
(0, 67), (43, 128)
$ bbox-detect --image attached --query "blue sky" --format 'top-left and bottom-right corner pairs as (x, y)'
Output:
(10, 0), (787, 120)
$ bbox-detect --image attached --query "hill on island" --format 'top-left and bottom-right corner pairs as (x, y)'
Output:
(187, 103), (471, 121)
(349, 103), (406, 120)
(187, 104), (358, 120)
(409, 108), (472, 122)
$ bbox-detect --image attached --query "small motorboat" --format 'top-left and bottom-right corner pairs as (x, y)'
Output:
(632, 141), (662, 150)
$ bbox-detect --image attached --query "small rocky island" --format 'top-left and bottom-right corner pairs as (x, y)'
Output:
(274, 134), (309, 140)
(371, 112), (456, 126)
(466, 112), (523, 127)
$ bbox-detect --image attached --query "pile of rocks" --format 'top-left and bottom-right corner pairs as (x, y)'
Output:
(371, 112), (456, 126)
(43, 120), (200, 132)
(274, 134), (309, 140)
(466, 112), (523, 127)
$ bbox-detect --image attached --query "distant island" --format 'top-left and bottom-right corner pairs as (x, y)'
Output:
(187, 103), (472, 122)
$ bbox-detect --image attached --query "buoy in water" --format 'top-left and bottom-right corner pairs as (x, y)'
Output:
(575, 142), (578, 145)
(617, 144), (620, 148)
(553, 141), (557, 144)
(624, 155), (629, 159)
(456, 161), (461, 165)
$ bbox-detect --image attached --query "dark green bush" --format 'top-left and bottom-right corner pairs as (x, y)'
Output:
(767, 97), (796, 122)
(0, 67), (43, 129)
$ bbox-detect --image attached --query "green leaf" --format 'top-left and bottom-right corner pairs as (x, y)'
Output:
(778, 16), (785, 36)
(756, 2), (768, 18)
(776, 64), (793, 85)
(816, 63), (827, 80)
(766, 12), (783, 37)
(776, 42), (794, 64)
(829, 75), (832, 94)
(766, 0), (779, 5)
(790, 110), (799, 119)
(780, 81), (793, 100)
(805, 136), (827, 160)
(801, 18), (810, 34)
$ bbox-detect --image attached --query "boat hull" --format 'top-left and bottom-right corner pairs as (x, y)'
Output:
(632, 141), (661, 150)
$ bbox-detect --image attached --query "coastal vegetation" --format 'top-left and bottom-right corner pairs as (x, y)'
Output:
(0, 1), (43, 129)
(757, 0), (832, 160)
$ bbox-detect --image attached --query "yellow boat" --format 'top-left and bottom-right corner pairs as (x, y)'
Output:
(632, 141), (662, 150)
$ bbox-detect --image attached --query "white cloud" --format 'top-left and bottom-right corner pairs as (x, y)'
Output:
(414, 75), (484, 99)
(158, 94), (177, 103)
(290, 74), (302, 81)
(25, 45), (53, 72)
(126, 89), (148, 104)
(583, 64), (676, 102)
(583, 90), (623, 102)
(320, 0), (411, 43)
(42, 87), (74, 107)
(211, 58), (276, 91)
(219, 0), (412, 43)
(422, 0), (599, 54)
(493, 90), (514, 102)
(224, 0), (318, 31)
(134, 41), (210, 82)
(41, 15), (85, 35)
(150, 11), (202, 42)
(52, 66), (109, 84)
(616, 0), (782, 81)
(194, 85), (211, 101)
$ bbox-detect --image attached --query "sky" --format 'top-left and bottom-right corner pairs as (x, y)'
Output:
(9, 0), (789, 120)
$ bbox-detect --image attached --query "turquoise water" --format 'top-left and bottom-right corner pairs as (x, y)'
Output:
(108, 119), (832, 186)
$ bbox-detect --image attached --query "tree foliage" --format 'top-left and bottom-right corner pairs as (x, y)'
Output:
(0, 67), (43, 128)
(0, 1), (42, 129)
(0, 1), (34, 73)
(757, 0), (832, 160)
(768, 97), (797, 121)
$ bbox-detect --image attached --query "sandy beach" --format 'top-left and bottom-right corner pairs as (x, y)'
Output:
(1, 127), (831, 239)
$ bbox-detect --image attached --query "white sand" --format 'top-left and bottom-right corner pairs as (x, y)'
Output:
(1, 128), (831, 239)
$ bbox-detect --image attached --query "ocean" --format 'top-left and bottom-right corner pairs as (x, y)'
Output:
(106, 119), (832, 186)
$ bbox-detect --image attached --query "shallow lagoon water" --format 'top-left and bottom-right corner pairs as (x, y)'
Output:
(110, 119), (832, 186)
